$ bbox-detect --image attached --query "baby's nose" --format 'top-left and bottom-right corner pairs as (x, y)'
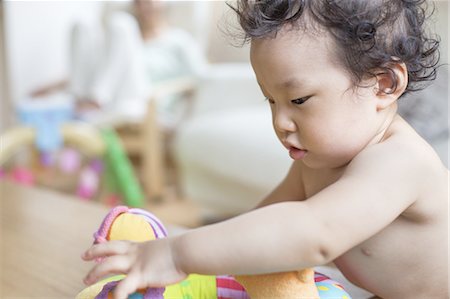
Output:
(274, 113), (296, 133)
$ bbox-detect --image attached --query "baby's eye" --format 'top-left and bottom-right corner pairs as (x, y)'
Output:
(291, 96), (310, 105)
(265, 97), (275, 104)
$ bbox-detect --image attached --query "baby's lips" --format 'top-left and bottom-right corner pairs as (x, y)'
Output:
(289, 147), (308, 160)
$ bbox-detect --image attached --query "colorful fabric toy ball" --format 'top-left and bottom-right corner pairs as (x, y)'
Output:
(77, 206), (352, 299)
(315, 272), (352, 299)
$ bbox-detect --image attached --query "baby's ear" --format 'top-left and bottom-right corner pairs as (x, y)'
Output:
(374, 61), (408, 111)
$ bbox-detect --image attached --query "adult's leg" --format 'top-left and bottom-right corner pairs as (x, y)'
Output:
(89, 11), (147, 113)
(68, 20), (102, 101)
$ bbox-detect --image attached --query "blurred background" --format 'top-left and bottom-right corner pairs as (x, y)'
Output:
(0, 0), (448, 228)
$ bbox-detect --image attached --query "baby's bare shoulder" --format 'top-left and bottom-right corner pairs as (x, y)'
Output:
(350, 123), (447, 217)
(351, 124), (443, 178)
(341, 125), (448, 221)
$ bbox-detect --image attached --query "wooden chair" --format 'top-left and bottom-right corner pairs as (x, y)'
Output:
(116, 77), (197, 201)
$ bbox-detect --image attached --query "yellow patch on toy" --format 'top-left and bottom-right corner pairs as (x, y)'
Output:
(76, 275), (124, 299)
(235, 268), (320, 299)
(108, 213), (156, 242)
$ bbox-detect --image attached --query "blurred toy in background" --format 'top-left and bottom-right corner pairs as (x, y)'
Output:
(0, 131), (38, 187)
(101, 129), (144, 207)
(59, 147), (82, 174)
(0, 98), (145, 207)
(10, 166), (35, 186)
(12, 97), (83, 191)
(17, 95), (74, 153)
(77, 160), (102, 200)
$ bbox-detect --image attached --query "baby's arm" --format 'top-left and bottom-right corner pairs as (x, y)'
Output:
(174, 143), (422, 274)
(83, 142), (423, 298)
(256, 160), (306, 208)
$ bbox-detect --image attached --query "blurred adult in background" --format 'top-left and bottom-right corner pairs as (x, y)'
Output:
(31, 0), (207, 128)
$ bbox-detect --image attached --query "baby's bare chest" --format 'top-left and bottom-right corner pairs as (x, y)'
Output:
(334, 216), (447, 298)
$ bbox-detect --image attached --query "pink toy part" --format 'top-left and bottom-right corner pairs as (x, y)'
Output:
(76, 165), (100, 200)
(59, 148), (81, 174)
(104, 194), (121, 207)
(40, 151), (56, 167)
(90, 159), (103, 173)
(11, 167), (35, 186)
(217, 275), (250, 299)
(0, 168), (6, 179)
(93, 205), (131, 245)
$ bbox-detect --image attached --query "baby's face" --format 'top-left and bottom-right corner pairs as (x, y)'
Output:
(250, 28), (383, 169)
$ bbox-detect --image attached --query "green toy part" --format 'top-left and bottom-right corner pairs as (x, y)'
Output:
(101, 130), (144, 207)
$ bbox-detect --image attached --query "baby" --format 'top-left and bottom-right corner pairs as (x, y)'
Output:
(82, 1), (448, 298)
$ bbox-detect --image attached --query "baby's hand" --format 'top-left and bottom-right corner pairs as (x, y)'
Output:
(82, 238), (187, 299)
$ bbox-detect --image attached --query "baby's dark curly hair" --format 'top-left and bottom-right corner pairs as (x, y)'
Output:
(229, 0), (440, 97)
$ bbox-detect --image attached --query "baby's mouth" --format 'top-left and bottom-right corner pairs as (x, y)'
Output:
(288, 146), (308, 160)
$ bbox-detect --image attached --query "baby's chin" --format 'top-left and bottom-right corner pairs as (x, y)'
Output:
(300, 152), (355, 170)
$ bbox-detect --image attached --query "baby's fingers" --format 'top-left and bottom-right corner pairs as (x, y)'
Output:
(82, 240), (133, 261)
(83, 255), (132, 285)
(113, 272), (140, 299)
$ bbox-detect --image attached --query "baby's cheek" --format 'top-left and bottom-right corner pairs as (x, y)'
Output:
(308, 130), (339, 150)
(311, 132), (359, 164)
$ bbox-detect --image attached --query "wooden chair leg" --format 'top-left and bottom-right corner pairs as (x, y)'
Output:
(142, 99), (165, 201)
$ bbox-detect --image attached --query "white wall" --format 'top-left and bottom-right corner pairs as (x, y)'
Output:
(434, 1), (449, 64)
(4, 0), (104, 104)
(4, 0), (448, 104)
(1, 1), (12, 132)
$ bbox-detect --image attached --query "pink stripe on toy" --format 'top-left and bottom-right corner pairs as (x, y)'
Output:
(216, 276), (249, 299)
(314, 272), (346, 290)
(93, 205), (129, 244)
(217, 288), (250, 299)
(314, 273), (330, 283)
(129, 208), (168, 238)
